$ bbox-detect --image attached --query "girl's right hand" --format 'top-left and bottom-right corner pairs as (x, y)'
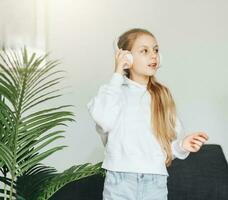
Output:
(114, 49), (133, 75)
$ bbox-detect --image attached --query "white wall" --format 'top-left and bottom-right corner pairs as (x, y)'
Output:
(1, 0), (228, 172)
(0, 0), (46, 54)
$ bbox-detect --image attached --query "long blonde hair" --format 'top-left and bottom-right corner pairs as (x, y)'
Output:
(117, 28), (177, 167)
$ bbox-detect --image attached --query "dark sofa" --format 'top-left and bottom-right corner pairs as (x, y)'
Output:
(50, 144), (228, 200)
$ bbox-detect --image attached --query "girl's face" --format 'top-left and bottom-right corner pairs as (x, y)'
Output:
(130, 34), (160, 78)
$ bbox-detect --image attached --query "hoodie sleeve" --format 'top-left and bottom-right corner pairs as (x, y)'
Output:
(171, 117), (190, 160)
(87, 72), (124, 134)
(95, 123), (108, 146)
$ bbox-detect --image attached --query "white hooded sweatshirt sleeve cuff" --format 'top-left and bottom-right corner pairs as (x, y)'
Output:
(87, 72), (124, 134)
(171, 117), (190, 160)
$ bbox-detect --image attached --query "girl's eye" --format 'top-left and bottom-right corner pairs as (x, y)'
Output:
(141, 49), (148, 53)
(141, 48), (159, 54)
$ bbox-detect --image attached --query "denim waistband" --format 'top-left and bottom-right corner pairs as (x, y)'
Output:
(105, 170), (167, 182)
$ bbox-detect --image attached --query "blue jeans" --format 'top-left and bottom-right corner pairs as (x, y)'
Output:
(103, 170), (168, 200)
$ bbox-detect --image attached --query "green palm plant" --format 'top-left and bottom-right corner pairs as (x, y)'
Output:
(15, 163), (58, 200)
(15, 161), (104, 200)
(37, 162), (104, 200)
(0, 47), (74, 199)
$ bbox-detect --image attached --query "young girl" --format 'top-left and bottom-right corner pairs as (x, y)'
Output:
(87, 28), (209, 200)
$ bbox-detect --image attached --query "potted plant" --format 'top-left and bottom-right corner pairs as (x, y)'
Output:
(0, 47), (104, 200)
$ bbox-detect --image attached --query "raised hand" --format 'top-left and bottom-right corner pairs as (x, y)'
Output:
(182, 132), (209, 152)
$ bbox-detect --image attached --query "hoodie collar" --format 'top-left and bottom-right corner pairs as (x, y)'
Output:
(123, 75), (147, 90)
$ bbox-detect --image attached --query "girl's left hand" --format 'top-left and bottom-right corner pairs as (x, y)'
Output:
(182, 132), (209, 152)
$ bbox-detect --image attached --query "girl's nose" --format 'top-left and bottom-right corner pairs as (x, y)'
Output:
(151, 52), (157, 58)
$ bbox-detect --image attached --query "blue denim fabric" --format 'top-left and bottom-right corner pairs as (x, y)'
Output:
(103, 170), (168, 200)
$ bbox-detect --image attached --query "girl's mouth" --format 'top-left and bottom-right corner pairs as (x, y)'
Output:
(148, 63), (157, 68)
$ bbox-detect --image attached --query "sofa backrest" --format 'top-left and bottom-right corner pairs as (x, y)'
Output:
(167, 144), (228, 200)
(50, 144), (228, 200)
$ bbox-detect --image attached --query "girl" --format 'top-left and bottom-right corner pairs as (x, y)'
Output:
(87, 28), (209, 200)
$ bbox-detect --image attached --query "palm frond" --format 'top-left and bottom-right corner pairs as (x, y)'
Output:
(0, 47), (74, 199)
(38, 162), (104, 200)
(16, 164), (57, 200)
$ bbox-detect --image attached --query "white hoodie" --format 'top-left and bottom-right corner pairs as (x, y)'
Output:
(87, 72), (190, 176)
